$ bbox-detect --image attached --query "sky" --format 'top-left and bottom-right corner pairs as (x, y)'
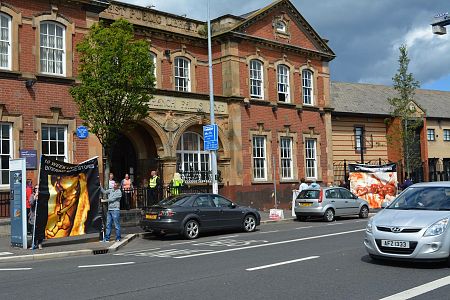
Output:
(120, 0), (450, 91)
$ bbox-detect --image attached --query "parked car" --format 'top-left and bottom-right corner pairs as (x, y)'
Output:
(140, 193), (261, 239)
(365, 182), (450, 264)
(295, 187), (369, 222)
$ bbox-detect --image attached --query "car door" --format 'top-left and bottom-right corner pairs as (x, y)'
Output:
(192, 195), (220, 229)
(211, 195), (242, 228)
(338, 188), (359, 215)
(325, 188), (345, 216)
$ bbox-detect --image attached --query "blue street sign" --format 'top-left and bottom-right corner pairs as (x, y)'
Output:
(76, 126), (89, 139)
(203, 124), (218, 151)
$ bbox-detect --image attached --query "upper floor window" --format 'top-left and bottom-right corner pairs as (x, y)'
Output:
(444, 129), (450, 141)
(150, 52), (157, 84)
(427, 129), (435, 141)
(277, 64), (290, 103)
(40, 22), (65, 76)
(174, 57), (190, 92)
(354, 126), (365, 152)
(42, 125), (67, 161)
(302, 69), (313, 105)
(275, 20), (286, 33)
(0, 13), (11, 70)
(280, 137), (293, 179)
(252, 136), (267, 180)
(0, 123), (12, 185)
(250, 59), (264, 99)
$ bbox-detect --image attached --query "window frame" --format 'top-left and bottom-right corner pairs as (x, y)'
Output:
(443, 129), (450, 142)
(174, 56), (191, 92)
(305, 138), (317, 179)
(39, 21), (66, 76)
(280, 137), (293, 180)
(0, 123), (12, 185)
(249, 59), (264, 99)
(302, 69), (314, 106)
(427, 128), (435, 141)
(354, 125), (365, 153)
(252, 135), (267, 180)
(41, 125), (67, 162)
(275, 20), (286, 33)
(277, 64), (290, 103)
(176, 131), (210, 174)
(0, 13), (11, 70)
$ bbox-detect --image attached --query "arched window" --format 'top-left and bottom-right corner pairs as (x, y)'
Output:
(0, 13), (11, 70)
(249, 59), (264, 99)
(174, 57), (190, 92)
(40, 22), (65, 75)
(275, 20), (286, 33)
(277, 64), (290, 102)
(176, 132), (210, 182)
(302, 69), (313, 105)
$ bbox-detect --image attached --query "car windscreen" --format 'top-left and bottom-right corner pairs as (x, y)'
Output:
(158, 195), (191, 207)
(387, 187), (450, 210)
(297, 189), (320, 200)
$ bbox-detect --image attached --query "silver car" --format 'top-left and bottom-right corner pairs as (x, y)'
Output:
(295, 187), (370, 222)
(365, 182), (450, 264)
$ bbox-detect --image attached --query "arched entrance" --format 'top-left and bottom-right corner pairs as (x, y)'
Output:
(110, 122), (162, 186)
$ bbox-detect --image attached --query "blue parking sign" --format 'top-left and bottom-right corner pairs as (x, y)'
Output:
(203, 124), (218, 150)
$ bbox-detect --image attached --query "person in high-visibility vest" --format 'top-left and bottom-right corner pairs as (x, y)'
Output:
(170, 172), (184, 196)
(147, 170), (160, 206)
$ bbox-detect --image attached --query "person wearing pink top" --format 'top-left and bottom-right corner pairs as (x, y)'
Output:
(120, 174), (133, 210)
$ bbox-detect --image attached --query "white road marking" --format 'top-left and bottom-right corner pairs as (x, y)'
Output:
(217, 235), (239, 239)
(193, 239), (267, 247)
(114, 248), (160, 256)
(78, 262), (135, 268)
(246, 256), (320, 271)
(117, 249), (214, 258)
(175, 228), (365, 258)
(170, 241), (197, 246)
(0, 252), (13, 256)
(295, 226), (312, 229)
(0, 268), (32, 271)
(259, 230), (279, 234)
(380, 275), (450, 300)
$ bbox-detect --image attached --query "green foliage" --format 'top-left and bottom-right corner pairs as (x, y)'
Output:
(70, 19), (155, 152)
(387, 44), (422, 177)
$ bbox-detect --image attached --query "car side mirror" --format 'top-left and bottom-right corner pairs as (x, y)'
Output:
(231, 203), (237, 209)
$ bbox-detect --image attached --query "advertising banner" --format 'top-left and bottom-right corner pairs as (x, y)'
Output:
(348, 163), (398, 209)
(36, 156), (100, 239)
(10, 159), (27, 248)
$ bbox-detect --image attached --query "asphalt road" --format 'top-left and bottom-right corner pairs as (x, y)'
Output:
(1, 217), (450, 300)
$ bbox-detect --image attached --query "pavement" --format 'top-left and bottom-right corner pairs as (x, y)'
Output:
(0, 209), (295, 263)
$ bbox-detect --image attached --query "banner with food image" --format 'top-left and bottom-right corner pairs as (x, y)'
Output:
(36, 156), (100, 239)
(348, 163), (397, 209)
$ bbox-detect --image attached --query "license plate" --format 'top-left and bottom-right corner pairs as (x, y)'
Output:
(300, 203), (312, 207)
(145, 214), (157, 220)
(381, 240), (409, 248)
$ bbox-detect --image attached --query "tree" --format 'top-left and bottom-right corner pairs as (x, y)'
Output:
(387, 44), (422, 180)
(70, 19), (155, 187)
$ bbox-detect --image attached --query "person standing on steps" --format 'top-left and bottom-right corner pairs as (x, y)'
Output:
(147, 170), (160, 206)
(121, 173), (133, 210)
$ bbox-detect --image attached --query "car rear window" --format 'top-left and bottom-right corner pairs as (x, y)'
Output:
(158, 195), (191, 207)
(297, 190), (320, 200)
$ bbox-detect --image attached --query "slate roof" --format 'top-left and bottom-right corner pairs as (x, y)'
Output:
(331, 81), (450, 119)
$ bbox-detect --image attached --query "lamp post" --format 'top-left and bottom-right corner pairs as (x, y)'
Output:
(431, 12), (449, 35)
(207, 0), (218, 194)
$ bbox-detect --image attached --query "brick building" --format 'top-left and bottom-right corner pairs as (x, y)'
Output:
(0, 0), (334, 210)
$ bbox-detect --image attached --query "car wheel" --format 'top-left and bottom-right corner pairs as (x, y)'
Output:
(323, 208), (335, 222)
(297, 216), (307, 222)
(183, 219), (200, 239)
(359, 206), (369, 218)
(243, 214), (257, 232)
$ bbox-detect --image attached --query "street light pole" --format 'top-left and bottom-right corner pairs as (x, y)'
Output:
(207, 0), (218, 194)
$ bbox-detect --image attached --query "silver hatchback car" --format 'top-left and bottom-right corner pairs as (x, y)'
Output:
(365, 182), (450, 264)
(295, 187), (370, 222)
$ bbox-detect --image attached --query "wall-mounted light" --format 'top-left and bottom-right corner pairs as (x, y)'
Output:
(25, 79), (37, 88)
(296, 104), (303, 115)
(243, 98), (251, 109)
(271, 105), (278, 112)
(164, 49), (171, 61)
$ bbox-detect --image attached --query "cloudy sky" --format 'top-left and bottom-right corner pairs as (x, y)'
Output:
(121, 0), (450, 91)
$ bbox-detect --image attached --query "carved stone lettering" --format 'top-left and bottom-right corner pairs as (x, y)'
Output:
(148, 96), (228, 115)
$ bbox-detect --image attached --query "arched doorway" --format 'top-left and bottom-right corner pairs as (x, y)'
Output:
(110, 122), (162, 187)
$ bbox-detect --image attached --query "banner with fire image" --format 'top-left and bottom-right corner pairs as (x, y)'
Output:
(36, 156), (100, 239)
(348, 163), (398, 209)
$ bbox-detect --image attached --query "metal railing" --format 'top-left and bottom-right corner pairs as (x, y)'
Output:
(178, 170), (222, 184)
